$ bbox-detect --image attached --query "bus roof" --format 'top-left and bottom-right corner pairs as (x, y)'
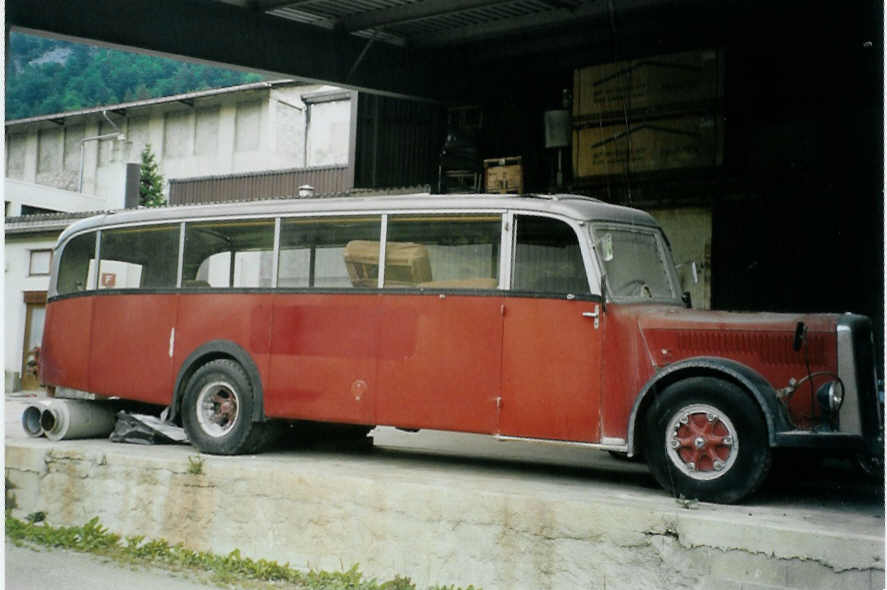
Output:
(55, 193), (659, 245)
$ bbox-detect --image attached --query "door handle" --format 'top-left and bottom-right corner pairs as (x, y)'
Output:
(581, 305), (600, 328)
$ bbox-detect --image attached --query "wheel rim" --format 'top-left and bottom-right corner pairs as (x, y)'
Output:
(195, 380), (239, 438)
(664, 403), (738, 481)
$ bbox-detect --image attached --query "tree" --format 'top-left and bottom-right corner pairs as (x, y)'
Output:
(139, 144), (166, 207)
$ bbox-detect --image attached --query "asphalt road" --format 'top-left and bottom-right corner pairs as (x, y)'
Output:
(5, 543), (221, 590)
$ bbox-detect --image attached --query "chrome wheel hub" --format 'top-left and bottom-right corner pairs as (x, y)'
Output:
(665, 403), (738, 481)
(195, 380), (239, 438)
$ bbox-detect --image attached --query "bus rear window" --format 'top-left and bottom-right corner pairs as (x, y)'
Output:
(98, 225), (180, 289)
(56, 232), (97, 294)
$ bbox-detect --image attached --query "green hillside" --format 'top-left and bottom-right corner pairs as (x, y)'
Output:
(6, 32), (264, 120)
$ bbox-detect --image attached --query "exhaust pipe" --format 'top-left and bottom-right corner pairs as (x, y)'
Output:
(21, 401), (51, 438)
(40, 399), (117, 441)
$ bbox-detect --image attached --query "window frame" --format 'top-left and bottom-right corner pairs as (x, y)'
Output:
(505, 210), (601, 298)
(28, 249), (53, 277)
(588, 221), (682, 304)
(95, 223), (182, 290)
(182, 218), (277, 289)
(381, 212), (505, 290)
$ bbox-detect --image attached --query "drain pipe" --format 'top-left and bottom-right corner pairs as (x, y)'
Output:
(21, 400), (51, 438)
(78, 111), (126, 193)
(40, 399), (117, 441)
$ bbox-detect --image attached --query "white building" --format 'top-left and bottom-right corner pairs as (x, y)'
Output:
(4, 80), (355, 390)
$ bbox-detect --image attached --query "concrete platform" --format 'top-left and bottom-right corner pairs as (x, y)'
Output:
(5, 396), (884, 590)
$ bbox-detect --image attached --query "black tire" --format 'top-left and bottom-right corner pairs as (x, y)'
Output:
(182, 359), (273, 455)
(644, 376), (771, 504)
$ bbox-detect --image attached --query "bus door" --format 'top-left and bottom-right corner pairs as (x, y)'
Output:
(87, 225), (180, 404)
(375, 214), (504, 433)
(499, 215), (602, 442)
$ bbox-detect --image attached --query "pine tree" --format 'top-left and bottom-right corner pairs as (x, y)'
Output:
(139, 144), (166, 207)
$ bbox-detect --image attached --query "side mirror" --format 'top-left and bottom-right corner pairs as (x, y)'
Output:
(675, 261), (700, 284)
(681, 291), (692, 308)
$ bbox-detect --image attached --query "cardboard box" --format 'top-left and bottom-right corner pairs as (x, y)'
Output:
(484, 156), (523, 194)
(572, 115), (722, 178)
(573, 50), (721, 121)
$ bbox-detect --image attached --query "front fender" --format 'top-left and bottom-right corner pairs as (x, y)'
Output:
(626, 357), (793, 456)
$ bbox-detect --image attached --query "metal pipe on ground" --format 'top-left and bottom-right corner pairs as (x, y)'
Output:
(21, 400), (51, 438)
(40, 399), (117, 441)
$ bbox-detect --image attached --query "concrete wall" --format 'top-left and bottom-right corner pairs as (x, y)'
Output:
(4, 235), (58, 390)
(5, 83), (352, 204)
(6, 439), (883, 590)
(5, 179), (106, 216)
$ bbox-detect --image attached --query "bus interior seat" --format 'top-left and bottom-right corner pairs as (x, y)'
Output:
(418, 278), (498, 289)
(344, 240), (432, 288)
(182, 279), (212, 288)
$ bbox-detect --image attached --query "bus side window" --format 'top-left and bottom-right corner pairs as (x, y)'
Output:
(183, 220), (275, 288)
(512, 216), (589, 295)
(98, 225), (179, 290)
(278, 216), (381, 289)
(383, 215), (501, 289)
(57, 232), (97, 294)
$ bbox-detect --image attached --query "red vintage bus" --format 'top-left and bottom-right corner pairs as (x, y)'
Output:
(40, 193), (881, 503)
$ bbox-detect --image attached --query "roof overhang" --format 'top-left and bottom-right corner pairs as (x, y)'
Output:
(6, 0), (713, 101)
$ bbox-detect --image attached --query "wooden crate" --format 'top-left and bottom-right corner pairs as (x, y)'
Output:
(573, 49), (721, 121)
(572, 115), (723, 178)
(483, 156), (523, 194)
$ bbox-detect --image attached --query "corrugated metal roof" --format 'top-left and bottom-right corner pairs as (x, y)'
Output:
(5, 210), (111, 235)
(265, 0), (590, 47)
(5, 79), (300, 127)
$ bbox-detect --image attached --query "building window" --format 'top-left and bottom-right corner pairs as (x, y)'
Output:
(306, 99), (350, 166)
(28, 250), (53, 276)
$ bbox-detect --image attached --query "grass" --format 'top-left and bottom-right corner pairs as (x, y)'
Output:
(6, 512), (479, 590)
(187, 455), (205, 475)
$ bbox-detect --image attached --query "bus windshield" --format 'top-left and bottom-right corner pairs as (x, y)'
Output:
(591, 223), (680, 302)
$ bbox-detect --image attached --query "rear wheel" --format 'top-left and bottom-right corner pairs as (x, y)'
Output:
(182, 359), (274, 455)
(644, 377), (771, 504)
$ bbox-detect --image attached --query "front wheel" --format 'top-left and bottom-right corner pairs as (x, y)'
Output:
(182, 359), (273, 455)
(644, 377), (771, 504)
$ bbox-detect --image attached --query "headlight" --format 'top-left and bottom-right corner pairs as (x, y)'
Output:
(816, 380), (844, 413)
